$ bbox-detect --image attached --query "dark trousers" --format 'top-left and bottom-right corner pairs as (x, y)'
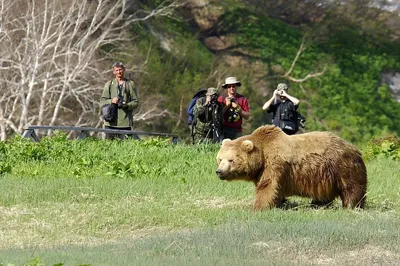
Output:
(223, 127), (243, 140)
(105, 126), (132, 140)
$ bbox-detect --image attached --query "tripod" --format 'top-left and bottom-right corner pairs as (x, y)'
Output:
(205, 102), (222, 143)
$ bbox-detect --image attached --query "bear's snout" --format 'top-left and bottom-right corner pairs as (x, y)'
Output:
(216, 169), (226, 180)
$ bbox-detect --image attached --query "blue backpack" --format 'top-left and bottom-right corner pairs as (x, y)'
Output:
(187, 88), (207, 125)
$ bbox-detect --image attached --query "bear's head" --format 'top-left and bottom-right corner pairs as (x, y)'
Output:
(216, 138), (263, 181)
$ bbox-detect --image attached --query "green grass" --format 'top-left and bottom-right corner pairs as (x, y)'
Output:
(0, 137), (399, 265)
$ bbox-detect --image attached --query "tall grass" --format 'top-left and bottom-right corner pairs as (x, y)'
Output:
(0, 135), (399, 265)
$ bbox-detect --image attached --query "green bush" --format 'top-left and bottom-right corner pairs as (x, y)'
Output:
(363, 135), (400, 161)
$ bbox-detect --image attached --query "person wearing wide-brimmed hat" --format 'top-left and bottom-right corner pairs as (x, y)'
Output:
(100, 61), (139, 139)
(262, 83), (300, 135)
(191, 87), (224, 144)
(217, 76), (250, 140)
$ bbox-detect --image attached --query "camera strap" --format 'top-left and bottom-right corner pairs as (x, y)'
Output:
(116, 81), (125, 97)
(116, 80), (131, 106)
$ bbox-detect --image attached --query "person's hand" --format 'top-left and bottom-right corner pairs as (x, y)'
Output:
(225, 97), (231, 106)
(112, 97), (119, 104)
(280, 90), (288, 97)
(273, 89), (280, 97)
(206, 95), (211, 104)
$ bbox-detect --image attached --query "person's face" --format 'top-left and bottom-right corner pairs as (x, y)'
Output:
(113, 66), (125, 79)
(226, 84), (236, 95)
(278, 89), (288, 100)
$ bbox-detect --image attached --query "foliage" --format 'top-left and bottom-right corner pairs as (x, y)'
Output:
(0, 161), (11, 176)
(0, 134), (188, 179)
(126, 16), (219, 136)
(5, 132), (74, 163)
(213, 6), (400, 143)
(125, 1), (400, 145)
(0, 136), (400, 265)
(363, 134), (400, 161)
(1, 257), (90, 266)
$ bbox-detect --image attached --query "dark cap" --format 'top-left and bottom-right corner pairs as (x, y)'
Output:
(277, 83), (288, 91)
(112, 61), (125, 68)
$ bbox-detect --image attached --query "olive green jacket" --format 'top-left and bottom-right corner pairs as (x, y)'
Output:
(193, 96), (223, 135)
(100, 78), (139, 128)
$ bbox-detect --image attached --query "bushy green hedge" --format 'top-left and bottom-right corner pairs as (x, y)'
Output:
(0, 132), (178, 178)
(363, 134), (400, 162)
(0, 132), (222, 180)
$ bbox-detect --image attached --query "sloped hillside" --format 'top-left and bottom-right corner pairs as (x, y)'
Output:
(128, 0), (400, 144)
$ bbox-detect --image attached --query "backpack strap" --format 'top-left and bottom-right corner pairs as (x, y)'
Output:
(125, 80), (132, 103)
(114, 79), (130, 103)
(108, 79), (113, 99)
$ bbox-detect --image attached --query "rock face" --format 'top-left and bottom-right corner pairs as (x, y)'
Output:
(185, 0), (223, 31)
(183, 0), (271, 94)
(382, 72), (400, 102)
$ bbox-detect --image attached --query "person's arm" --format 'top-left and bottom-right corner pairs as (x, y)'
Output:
(238, 107), (250, 120)
(232, 97), (250, 120)
(125, 80), (139, 111)
(100, 81), (113, 106)
(218, 96), (230, 115)
(193, 97), (206, 118)
(262, 89), (279, 110)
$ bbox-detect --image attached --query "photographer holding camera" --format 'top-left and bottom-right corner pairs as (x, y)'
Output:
(262, 83), (300, 135)
(100, 61), (139, 139)
(217, 77), (250, 140)
(192, 87), (224, 144)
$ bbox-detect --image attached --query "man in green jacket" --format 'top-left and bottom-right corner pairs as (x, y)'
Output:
(192, 87), (223, 144)
(100, 61), (139, 139)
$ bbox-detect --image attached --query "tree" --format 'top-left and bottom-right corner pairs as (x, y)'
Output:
(0, 0), (184, 140)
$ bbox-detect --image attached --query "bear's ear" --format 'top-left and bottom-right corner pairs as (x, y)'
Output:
(222, 139), (231, 146)
(241, 140), (254, 152)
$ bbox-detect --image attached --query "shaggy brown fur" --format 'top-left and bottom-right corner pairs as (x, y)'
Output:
(216, 125), (367, 210)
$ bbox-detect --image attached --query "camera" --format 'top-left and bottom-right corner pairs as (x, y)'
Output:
(229, 97), (235, 102)
(117, 94), (124, 108)
(210, 94), (218, 103)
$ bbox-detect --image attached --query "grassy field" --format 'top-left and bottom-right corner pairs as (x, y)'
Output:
(0, 137), (399, 265)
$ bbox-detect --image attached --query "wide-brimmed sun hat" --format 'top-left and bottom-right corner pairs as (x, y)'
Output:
(222, 77), (241, 88)
(206, 87), (218, 96)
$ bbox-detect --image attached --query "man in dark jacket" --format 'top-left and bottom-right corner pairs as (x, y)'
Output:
(262, 83), (300, 135)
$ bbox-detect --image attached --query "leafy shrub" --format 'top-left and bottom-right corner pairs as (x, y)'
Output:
(363, 135), (400, 161)
(0, 161), (11, 176)
(2, 134), (180, 179)
(1, 257), (91, 266)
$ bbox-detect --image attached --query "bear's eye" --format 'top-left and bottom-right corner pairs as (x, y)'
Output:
(228, 159), (234, 164)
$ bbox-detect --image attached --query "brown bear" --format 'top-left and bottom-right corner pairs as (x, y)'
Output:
(216, 125), (367, 210)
